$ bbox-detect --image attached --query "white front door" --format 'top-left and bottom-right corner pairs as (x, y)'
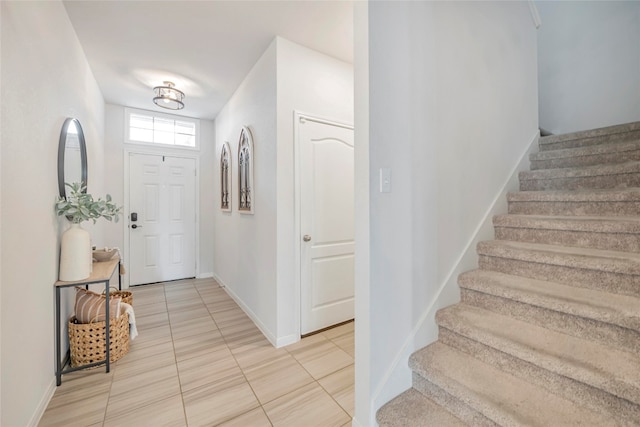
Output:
(299, 116), (355, 334)
(129, 153), (196, 286)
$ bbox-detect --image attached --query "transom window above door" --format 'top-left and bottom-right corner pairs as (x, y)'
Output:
(125, 107), (199, 149)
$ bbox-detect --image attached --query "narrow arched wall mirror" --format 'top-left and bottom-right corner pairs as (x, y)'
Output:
(57, 118), (88, 198)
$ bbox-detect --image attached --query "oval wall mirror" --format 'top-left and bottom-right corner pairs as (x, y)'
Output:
(57, 118), (88, 198)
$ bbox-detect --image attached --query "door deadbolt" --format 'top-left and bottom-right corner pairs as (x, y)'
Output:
(303, 235), (312, 242)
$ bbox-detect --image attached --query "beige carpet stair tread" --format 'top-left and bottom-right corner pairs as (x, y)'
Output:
(477, 239), (640, 275)
(376, 388), (466, 427)
(410, 343), (613, 427)
(437, 304), (640, 405)
(521, 160), (640, 181)
(380, 122), (640, 426)
(494, 214), (640, 233)
(507, 187), (640, 202)
(539, 121), (640, 149)
(532, 139), (640, 162)
(458, 269), (640, 330)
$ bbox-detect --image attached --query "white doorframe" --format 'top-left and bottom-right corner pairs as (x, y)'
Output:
(123, 147), (200, 288)
(293, 111), (355, 336)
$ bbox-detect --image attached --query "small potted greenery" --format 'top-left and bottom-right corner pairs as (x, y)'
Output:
(56, 182), (122, 224)
(56, 182), (123, 281)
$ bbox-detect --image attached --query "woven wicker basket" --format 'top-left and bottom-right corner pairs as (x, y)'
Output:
(68, 307), (130, 367)
(102, 287), (133, 306)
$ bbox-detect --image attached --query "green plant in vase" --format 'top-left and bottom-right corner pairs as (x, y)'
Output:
(56, 182), (122, 224)
(56, 182), (123, 281)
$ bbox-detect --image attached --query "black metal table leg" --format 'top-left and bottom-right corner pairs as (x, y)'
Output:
(55, 287), (61, 386)
(105, 281), (110, 373)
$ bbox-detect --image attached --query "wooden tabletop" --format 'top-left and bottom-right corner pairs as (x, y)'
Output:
(54, 258), (119, 287)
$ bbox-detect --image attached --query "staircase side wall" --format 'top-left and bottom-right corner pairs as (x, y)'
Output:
(537, 1), (640, 134)
(366, 1), (539, 424)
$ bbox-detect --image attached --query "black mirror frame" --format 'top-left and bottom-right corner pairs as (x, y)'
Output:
(57, 117), (88, 199)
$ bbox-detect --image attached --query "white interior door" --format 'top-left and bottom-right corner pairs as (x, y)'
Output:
(300, 116), (355, 334)
(129, 153), (196, 286)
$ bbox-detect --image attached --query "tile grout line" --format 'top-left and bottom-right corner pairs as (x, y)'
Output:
(196, 285), (273, 426)
(197, 279), (351, 423)
(42, 279), (353, 426)
(283, 338), (354, 419)
(101, 284), (175, 426)
(164, 282), (190, 427)
(100, 360), (117, 426)
(195, 281), (272, 426)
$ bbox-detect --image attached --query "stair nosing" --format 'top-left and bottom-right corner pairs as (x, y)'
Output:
(520, 160), (640, 180)
(539, 121), (640, 145)
(410, 342), (614, 426)
(507, 188), (640, 202)
(493, 214), (640, 233)
(531, 139), (640, 161)
(376, 388), (466, 427)
(458, 269), (640, 330)
(477, 239), (640, 275)
(436, 303), (640, 405)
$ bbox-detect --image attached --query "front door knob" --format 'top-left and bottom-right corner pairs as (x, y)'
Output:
(303, 235), (312, 242)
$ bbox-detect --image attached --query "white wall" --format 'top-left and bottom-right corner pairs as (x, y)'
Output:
(0, 2), (106, 425)
(275, 38), (354, 344)
(103, 104), (216, 281)
(214, 40), (279, 341)
(213, 38), (353, 346)
(538, 1), (640, 134)
(359, 2), (538, 425)
(353, 2), (370, 425)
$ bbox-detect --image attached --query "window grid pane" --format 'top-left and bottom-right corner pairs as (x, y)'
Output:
(175, 134), (195, 147)
(130, 127), (153, 143)
(128, 112), (197, 147)
(175, 121), (196, 136)
(130, 114), (153, 130)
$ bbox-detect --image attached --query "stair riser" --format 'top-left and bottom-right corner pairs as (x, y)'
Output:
(438, 327), (640, 422)
(494, 227), (640, 253)
(460, 288), (640, 354)
(531, 148), (640, 170)
(411, 373), (498, 427)
(508, 200), (640, 216)
(478, 254), (640, 297)
(519, 173), (640, 191)
(539, 131), (640, 151)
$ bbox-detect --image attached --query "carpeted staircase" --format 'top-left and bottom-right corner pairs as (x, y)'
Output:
(377, 122), (640, 426)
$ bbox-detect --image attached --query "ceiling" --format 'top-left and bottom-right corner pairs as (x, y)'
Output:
(63, 1), (354, 120)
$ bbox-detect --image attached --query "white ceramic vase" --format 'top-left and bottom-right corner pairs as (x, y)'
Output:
(59, 223), (92, 281)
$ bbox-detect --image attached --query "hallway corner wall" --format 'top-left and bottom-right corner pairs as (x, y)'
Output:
(366, 0), (539, 421)
(537, 1), (640, 134)
(1, 2), (105, 425)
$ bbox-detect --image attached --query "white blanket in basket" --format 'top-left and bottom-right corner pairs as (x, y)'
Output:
(121, 302), (138, 340)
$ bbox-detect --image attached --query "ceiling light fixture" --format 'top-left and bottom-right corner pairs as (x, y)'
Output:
(153, 81), (185, 110)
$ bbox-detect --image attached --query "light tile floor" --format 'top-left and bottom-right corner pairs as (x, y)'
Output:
(39, 278), (354, 427)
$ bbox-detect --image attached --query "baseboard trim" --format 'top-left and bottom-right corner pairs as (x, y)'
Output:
(212, 273), (279, 348)
(276, 333), (299, 348)
(197, 271), (214, 279)
(370, 129), (540, 416)
(28, 377), (56, 427)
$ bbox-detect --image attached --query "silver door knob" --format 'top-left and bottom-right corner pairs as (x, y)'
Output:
(303, 235), (312, 242)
